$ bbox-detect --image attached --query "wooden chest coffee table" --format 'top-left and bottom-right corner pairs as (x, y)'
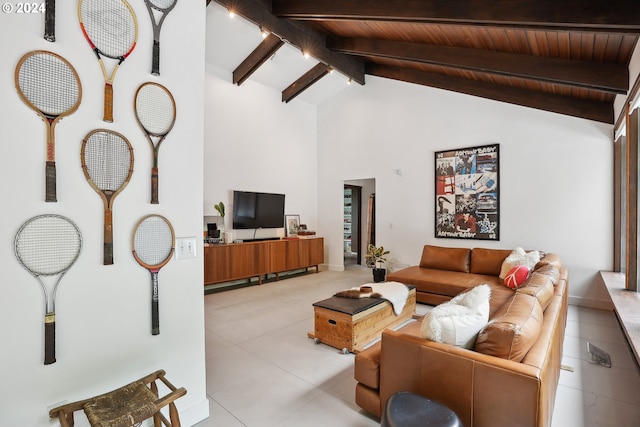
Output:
(309, 287), (416, 353)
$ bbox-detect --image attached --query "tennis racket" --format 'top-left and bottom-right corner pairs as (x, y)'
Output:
(132, 214), (174, 335)
(134, 82), (176, 204)
(15, 50), (82, 203)
(143, 0), (178, 75)
(15, 214), (82, 365)
(81, 129), (134, 265)
(44, 0), (56, 42)
(78, 0), (138, 123)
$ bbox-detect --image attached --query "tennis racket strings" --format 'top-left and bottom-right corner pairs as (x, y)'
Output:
(135, 83), (175, 136)
(134, 216), (173, 265)
(80, 0), (137, 59)
(17, 53), (80, 117)
(15, 216), (82, 276)
(83, 130), (132, 192)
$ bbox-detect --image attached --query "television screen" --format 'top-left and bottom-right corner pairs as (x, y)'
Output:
(233, 191), (285, 229)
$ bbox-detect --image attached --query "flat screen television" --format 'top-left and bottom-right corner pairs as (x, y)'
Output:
(233, 191), (285, 229)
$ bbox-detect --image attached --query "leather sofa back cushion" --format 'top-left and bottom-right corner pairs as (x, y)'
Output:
(517, 271), (554, 310)
(474, 293), (543, 362)
(419, 245), (470, 273)
(470, 248), (513, 276)
(534, 253), (562, 271)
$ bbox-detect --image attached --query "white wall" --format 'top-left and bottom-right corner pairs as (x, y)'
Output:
(317, 76), (614, 308)
(203, 65), (318, 242)
(0, 3), (208, 426)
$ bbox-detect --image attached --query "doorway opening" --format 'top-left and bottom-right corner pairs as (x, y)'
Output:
(344, 179), (375, 269)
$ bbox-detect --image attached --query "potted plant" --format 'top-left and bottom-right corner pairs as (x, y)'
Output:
(365, 244), (390, 282)
(214, 201), (226, 240)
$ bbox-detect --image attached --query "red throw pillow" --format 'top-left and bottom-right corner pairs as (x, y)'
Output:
(504, 265), (529, 289)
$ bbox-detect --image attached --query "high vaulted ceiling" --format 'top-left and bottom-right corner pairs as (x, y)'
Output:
(206, 0), (640, 124)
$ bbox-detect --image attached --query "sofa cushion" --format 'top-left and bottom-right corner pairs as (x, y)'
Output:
(532, 264), (560, 285)
(421, 284), (491, 349)
(499, 247), (541, 278)
(518, 270), (555, 310)
(419, 245), (470, 273)
(474, 293), (543, 362)
(470, 248), (512, 276)
(534, 253), (562, 271)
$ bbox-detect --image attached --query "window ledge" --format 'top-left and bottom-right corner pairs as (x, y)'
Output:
(600, 271), (640, 366)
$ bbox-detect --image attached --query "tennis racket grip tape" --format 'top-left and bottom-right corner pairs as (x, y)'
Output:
(152, 40), (160, 76)
(104, 83), (114, 123)
(44, 313), (56, 365)
(151, 271), (160, 335)
(151, 167), (159, 204)
(45, 161), (57, 202)
(104, 208), (113, 265)
(44, 0), (55, 42)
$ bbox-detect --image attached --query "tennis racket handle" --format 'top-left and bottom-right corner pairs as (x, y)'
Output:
(151, 272), (160, 335)
(44, 0), (55, 42)
(152, 40), (160, 76)
(151, 167), (159, 204)
(44, 314), (56, 365)
(104, 83), (114, 123)
(45, 161), (57, 202)
(104, 209), (113, 265)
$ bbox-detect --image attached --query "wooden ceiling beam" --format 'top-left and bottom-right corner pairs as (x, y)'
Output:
(282, 63), (331, 103)
(273, 0), (640, 33)
(330, 38), (629, 95)
(233, 33), (284, 85)
(213, 0), (365, 84)
(367, 63), (613, 124)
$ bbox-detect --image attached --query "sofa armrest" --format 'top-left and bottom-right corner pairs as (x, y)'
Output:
(380, 330), (547, 427)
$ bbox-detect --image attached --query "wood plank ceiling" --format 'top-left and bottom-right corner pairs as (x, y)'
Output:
(208, 0), (640, 124)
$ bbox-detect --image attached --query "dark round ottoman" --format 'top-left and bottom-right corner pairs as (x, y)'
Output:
(381, 391), (463, 427)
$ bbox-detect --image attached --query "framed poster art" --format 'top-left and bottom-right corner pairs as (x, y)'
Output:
(435, 143), (499, 240)
(285, 214), (300, 237)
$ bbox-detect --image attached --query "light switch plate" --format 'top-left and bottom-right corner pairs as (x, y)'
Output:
(175, 237), (197, 260)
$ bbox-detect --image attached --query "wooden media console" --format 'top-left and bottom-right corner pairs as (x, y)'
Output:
(204, 237), (324, 286)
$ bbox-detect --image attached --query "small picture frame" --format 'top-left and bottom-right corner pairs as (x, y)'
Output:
(285, 214), (300, 237)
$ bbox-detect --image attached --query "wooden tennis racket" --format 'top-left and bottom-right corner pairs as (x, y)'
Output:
(15, 50), (82, 203)
(15, 214), (82, 365)
(81, 129), (134, 265)
(143, 0), (178, 75)
(134, 82), (176, 204)
(44, 0), (56, 42)
(132, 214), (174, 335)
(78, 0), (138, 123)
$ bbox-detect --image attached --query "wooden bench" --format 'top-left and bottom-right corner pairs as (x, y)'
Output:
(49, 370), (186, 427)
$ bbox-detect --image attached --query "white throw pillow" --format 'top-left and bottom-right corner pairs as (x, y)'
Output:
(499, 247), (540, 278)
(420, 284), (491, 349)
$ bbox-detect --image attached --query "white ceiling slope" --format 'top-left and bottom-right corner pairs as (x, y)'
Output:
(205, 2), (353, 106)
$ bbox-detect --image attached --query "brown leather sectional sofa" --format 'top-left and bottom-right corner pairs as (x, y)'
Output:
(354, 245), (568, 427)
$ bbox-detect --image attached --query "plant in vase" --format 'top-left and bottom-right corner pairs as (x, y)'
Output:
(214, 201), (226, 241)
(365, 244), (390, 282)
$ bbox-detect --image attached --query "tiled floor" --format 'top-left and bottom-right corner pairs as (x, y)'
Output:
(196, 267), (640, 427)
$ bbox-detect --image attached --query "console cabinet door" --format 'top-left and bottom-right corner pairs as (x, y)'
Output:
(204, 245), (231, 284)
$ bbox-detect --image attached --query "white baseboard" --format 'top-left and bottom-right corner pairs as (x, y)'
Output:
(324, 263), (345, 272)
(568, 296), (614, 311)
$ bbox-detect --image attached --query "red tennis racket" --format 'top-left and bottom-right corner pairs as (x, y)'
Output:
(81, 129), (134, 265)
(143, 0), (178, 75)
(78, 0), (138, 122)
(15, 50), (82, 202)
(15, 215), (82, 365)
(134, 82), (176, 204)
(132, 214), (174, 335)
